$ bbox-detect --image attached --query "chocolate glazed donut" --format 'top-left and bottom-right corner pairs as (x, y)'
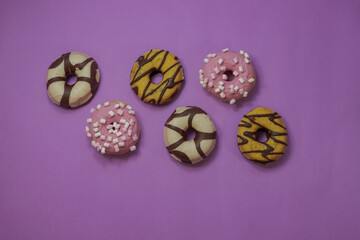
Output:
(163, 106), (216, 164)
(46, 52), (100, 108)
(237, 107), (288, 164)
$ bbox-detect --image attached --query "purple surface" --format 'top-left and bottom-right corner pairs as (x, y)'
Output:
(1, 0), (360, 239)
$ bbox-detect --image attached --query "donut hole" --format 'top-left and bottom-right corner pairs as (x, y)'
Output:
(255, 129), (269, 143)
(150, 71), (163, 84)
(184, 128), (196, 141)
(66, 74), (77, 86)
(224, 71), (235, 81)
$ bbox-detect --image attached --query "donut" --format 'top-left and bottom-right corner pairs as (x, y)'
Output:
(47, 52), (100, 108)
(237, 107), (288, 164)
(199, 48), (256, 104)
(86, 100), (140, 155)
(130, 49), (184, 105)
(163, 106), (216, 164)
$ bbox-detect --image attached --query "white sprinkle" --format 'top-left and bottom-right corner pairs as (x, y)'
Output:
(207, 53), (213, 58)
(244, 53), (250, 58)
(243, 91), (248, 97)
(220, 66), (226, 71)
(208, 81), (214, 87)
(239, 66), (244, 72)
(218, 58), (224, 65)
(126, 105), (132, 110)
(222, 74), (228, 80)
(87, 118), (92, 123)
(239, 78), (245, 83)
(104, 142), (110, 148)
(128, 130), (132, 136)
(124, 122), (130, 129)
(244, 58), (250, 64)
(199, 69), (203, 74)
(114, 104), (120, 109)
(93, 122), (99, 128)
(97, 146), (101, 152)
(120, 119), (126, 124)
(219, 85), (225, 90)
(95, 132), (101, 137)
(114, 145), (120, 152)
(199, 75), (204, 81)
(93, 128), (99, 132)
(214, 67), (220, 74)
(211, 53), (217, 57)
(219, 81), (224, 85)
(133, 134), (138, 141)
(230, 89), (234, 94)
(91, 141), (96, 147)
(240, 50), (244, 54)
(121, 136), (127, 141)
(107, 136), (112, 142)
(129, 119), (135, 125)
(230, 84), (234, 89)
(200, 80), (204, 85)
(104, 101), (110, 107)
(109, 129), (113, 134)
(119, 102), (125, 108)
(118, 142), (125, 147)
(233, 71), (239, 77)
(211, 73), (216, 79)
(101, 148), (105, 154)
(233, 58), (239, 64)
(220, 92), (226, 98)
(108, 111), (115, 117)
(248, 78), (255, 83)
(100, 118), (106, 124)
(202, 83), (207, 88)
(239, 89), (244, 94)
(116, 131), (122, 137)
(113, 130), (118, 134)
(215, 88), (220, 93)
(234, 86), (240, 91)
(106, 125), (112, 129)
(86, 126), (89, 133)
(130, 145), (136, 151)
(230, 99), (236, 104)
(203, 78), (208, 84)
(100, 135), (106, 140)
(129, 110), (135, 115)
(97, 104), (101, 110)
(115, 124), (120, 130)
(87, 133), (91, 138)
(113, 138), (119, 144)
(222, 48), (229, 52)
(204, 58), (209, 63)
(90, 108), (95, 113)
(116, 109), (123, 116)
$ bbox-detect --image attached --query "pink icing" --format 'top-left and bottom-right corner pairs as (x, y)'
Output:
(200, 50), (256, 103)
(87, 100), (140, 155)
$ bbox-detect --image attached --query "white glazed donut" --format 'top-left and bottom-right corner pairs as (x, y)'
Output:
(46, 52), (100, 108)
(163, 106), (217, 164)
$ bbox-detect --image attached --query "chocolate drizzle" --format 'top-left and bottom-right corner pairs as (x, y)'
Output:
(130, 49), (184, 104)
(47, 52), (99, 108)
(237, 108), (288, 164)
(164, 106), (216, 164)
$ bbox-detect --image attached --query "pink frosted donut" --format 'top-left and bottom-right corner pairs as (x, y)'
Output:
(85, 100), (140, 155)
(199, 49), (256, 104)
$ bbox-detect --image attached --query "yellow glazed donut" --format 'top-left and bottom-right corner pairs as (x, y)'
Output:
(130, 49), (184, 105)
(237, 107), (288, 164)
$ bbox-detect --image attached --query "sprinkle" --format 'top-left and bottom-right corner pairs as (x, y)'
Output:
(95, 132), (101, 138)
(234, 86), (240, 91)
(104, 143), (110, 148)
(218, 58), (224, 65)
(119, 102), (125, 108)
(222, 48), (229, 52)
(128, 130), (132, 136)
(204, 58), (209, 63)
(220, 92), (226, 98)
(121, 136), (127, 141)
(233, 58), (239, 64)
(106, 125), (112, 129)
(243, 91), (248, 97)
(113, 138), (119, 144)
(126, 105), (132, 110)
(124, 122), (130, 129)
(97, 104), (101, 110)
(116, 131), (122, 137)
(97, 146), (101, 152)
(239, 78), (245, 83)
(207, 53), (213, 58)
(108, 111), (115, 117)
(248, 78), (255, 83)
(120, 119), (126, 124)
(239, 89), (244, 94)
(86, 126), (89, 133)
(87, 118), (92, 123)
(220, 66), (226, 71)
(93, 122), (99, 128)
(211, 73), (216, 79)
(130, 145), (136, 151)
(244, 53), (250, 58)
(109, 129), (113, 134)
(211, 53), (217, 57)
(100, 118), (106, 124)
(114, 145), (120, 152)
(113, 130), (118, 134)
(202, 83), (207, 88)
(101, 148), (105, 154)
(100, 135), (106, 140)
(230, 99), (236, 104)
(199, 75), (204, 81)
(214, 67), (220, 74)
(203, 78), (208, 84)
(104, 101), (110, 107)
(200, 80), (204, 85)
(219, 81), (224, 85)
(230, 89), (234, 94)
(129, 110), (135, 115)
(93, 128), (99, 132)
(222, 74), (228, 80)
(244, 58), (250, 64)
(240, 50), (244, 54)
(239, 66), (244, 72)
(107, 136), (112, 142)
(90, 108), (95, 113)
(116, 109), (123, 116)
(233, 71), (239, 77)
(208, 81), (214, 87)
(219, 86), (225, 91)
(114, 104), (120, 109)
(118, 142), (125, 147)
(87, 133), (91, 138)
(215, 88), (220, 93)
(199, 69), (203, 74)
(133, 134), (138, 141)
(230, 84), (234, 89)
(115, 124), (120, 130)
(91, 141), (96, 147)
(129, 119), (135, 125)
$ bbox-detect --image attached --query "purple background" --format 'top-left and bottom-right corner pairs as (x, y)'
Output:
(1, 0), (360, 239)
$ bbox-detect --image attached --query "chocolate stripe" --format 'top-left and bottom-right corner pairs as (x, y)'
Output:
(60, 84), (74, 108)
(46, 77), (65, 89)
